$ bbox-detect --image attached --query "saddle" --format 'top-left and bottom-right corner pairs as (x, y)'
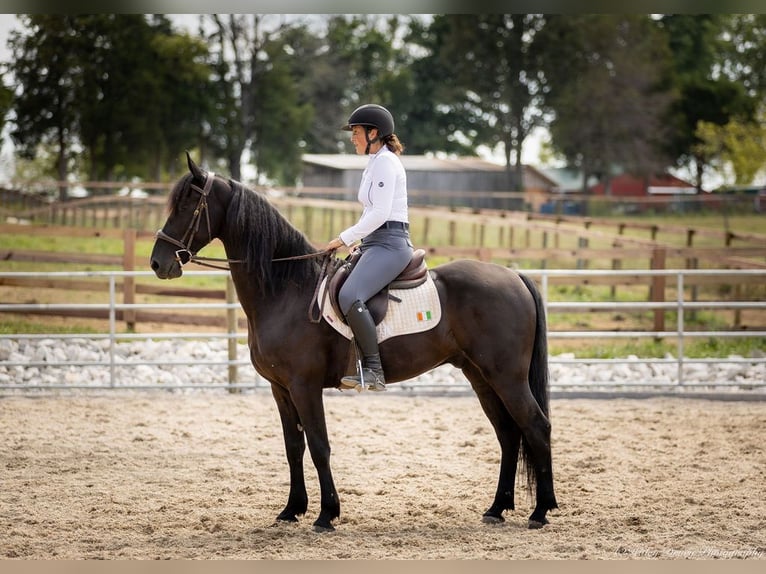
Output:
(327, 248), (428, 325)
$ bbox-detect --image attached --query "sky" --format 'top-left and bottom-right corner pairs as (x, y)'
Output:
(0, 14), (18, 59)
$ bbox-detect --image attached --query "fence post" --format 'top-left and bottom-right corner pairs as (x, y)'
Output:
(122, 228), (136, 330)
(650, 247), (666, 332)
(576, 221), (591, 269)
(420, 217), (430, 245)
(226, 276), (239, 391)
(610, 240), (622, 298)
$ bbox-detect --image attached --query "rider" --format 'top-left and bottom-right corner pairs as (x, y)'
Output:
(326, 104), (413, 392)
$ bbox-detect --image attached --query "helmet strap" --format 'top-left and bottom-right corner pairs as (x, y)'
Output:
(364, 127), (379, 154)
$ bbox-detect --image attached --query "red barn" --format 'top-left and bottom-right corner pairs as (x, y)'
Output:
(589, 173), (697, 196)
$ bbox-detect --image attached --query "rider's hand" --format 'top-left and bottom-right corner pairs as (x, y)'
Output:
(326, 237), (345, 251)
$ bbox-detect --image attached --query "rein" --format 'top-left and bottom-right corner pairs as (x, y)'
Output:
(156, 170), (338, 273)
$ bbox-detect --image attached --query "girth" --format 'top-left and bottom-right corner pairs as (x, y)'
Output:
(327, 248), (428, 325)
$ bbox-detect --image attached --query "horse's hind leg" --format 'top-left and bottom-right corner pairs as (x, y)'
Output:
(463, 366), (521, 523)
(466, 367), (557, 528)
(497, 384), (557, 528)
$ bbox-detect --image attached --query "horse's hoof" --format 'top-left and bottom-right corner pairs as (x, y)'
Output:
(482, 514), (505, 525)
(527, 518), (548, 529)
(312, 522), (335, 533)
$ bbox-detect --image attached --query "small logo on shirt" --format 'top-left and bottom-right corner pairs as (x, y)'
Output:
(378, 181), (384, 187)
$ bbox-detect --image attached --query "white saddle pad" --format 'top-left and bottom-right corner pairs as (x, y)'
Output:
(318, 272), (442, 343)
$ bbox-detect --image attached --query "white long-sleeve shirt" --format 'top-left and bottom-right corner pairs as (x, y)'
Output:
(339, 146), (409, 246)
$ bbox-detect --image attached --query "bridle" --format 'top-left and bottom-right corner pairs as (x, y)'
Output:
(156, 168), (341, 320)
(155, 171), (242, 271)
(155, 170), (335, 271)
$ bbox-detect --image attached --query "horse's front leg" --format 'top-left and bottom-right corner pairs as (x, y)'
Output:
(271, 384), (309, 523)
(289, 384), (340, 532)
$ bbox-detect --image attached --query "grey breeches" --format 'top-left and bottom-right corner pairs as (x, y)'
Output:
(338, 228), (413, 316)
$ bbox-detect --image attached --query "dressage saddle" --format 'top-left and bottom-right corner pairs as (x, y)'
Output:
(326, 248), (428, 325)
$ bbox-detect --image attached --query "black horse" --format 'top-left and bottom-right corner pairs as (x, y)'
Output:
(150, 154), (558, 531)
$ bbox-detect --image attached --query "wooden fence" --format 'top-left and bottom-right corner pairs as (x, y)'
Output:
(2, 186), (765, 335)
(1, 219), (765, 334)
(5, 189), (766, 248)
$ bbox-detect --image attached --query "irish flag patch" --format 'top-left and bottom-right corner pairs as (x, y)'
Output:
(416, 310), (433, 322)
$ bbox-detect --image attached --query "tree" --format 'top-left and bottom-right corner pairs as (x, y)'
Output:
(76, 15), (168, 182)
(695, 112), (766, 187)
(425, 14), (548, 190)
(538, 14), (677, 194)
(146, 17), (215, 180)
(719, 14), (766, 101)
(294, 15), (425, 157)
(203, 14), (314, 184)
(658, 14), (759, 190)
(0, 73), (12, 135)
(9, 15), (216, 195)
(250, 25), (313, 184)
(9, 15), (84, 199)
(396, 15), (477, 157)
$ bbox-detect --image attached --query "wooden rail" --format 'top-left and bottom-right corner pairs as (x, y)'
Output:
(2, 200), (765, 333)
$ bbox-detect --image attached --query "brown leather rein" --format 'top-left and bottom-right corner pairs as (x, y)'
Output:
(154, 170), (335, 271)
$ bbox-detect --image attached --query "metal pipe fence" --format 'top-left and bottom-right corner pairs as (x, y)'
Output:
(0, 269), (764, 395)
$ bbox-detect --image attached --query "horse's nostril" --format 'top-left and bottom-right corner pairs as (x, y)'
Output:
(150, 259), (159, 271)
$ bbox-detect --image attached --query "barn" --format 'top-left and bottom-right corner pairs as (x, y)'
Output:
(300, 153), (557, 209)
(536, 167), (699, 214)
(538, 167), (697, 196)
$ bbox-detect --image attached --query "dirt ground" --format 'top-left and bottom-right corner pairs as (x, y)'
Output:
(0, 391), (764, 560)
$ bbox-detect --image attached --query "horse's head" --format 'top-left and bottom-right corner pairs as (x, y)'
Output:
(150, 153), (228, 279)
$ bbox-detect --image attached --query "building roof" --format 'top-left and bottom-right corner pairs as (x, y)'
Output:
(537, 167), (598, 193)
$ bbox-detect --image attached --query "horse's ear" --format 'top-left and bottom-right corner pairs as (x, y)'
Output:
(186, 151), (203, 179)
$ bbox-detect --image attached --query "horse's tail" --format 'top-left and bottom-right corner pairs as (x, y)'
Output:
(518, 273), (550, 492)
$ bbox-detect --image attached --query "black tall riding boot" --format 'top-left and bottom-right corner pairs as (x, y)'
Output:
(340, 300), (387, 392)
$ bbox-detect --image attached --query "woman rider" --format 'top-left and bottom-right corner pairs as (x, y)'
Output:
(326, 104), (413, 391)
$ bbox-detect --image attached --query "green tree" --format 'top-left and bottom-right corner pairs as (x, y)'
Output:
(76, 15), (164, 182)
(9, 15), (215, 194)
(250, 25), (313, 184)
(658, 14), (759, 190)
(0, 73), (12, 135)
(203, 14), (314, 184)
(539, 14), (676, 194)
(395, 15), (476, 157)
(283, 16), (350, 154)
(695, 113), (766, 186)
(146, 19), (214, 180)
(425, 14), (548, 189)
(301, 15), (421, 156)
(9, 15), (84, 199)
(719, 14), (766, 101)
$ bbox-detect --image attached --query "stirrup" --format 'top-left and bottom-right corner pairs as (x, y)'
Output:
(339, 375), (363, 392)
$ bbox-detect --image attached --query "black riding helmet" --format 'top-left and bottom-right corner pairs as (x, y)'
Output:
(342, 104), (395, 153)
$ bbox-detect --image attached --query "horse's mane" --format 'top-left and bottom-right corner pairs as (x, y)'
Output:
(225, 179), (321, 294)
